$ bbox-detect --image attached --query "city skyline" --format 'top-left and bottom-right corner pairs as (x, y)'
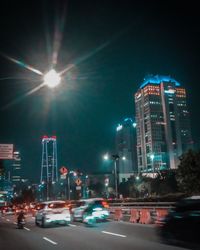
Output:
(0, 0), (199, 182)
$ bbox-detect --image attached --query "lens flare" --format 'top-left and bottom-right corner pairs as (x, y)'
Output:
(43, 69), (61, 88)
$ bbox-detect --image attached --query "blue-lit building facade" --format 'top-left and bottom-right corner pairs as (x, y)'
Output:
(116, 118), (138, 182)
(135, 75), (193, 172)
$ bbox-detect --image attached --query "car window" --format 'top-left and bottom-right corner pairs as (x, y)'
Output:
(94, 200), (103, 205)
(48, 203), (66, 209)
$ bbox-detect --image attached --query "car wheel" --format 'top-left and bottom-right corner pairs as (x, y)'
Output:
(35, 219), (39, 226)
(41, 217), (46, 228)
(86, 217), (97, 226)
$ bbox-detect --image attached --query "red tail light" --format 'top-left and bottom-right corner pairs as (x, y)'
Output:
(102, 201), (109, 208)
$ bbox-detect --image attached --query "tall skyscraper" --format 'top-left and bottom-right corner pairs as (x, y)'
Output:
(40, 135), (58, 184)
(11, 151), (22, 183)
(135, 75), (193, 172)
(116, 118), (137, 181)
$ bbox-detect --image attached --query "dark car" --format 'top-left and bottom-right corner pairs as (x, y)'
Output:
(158, 196), (200, 247)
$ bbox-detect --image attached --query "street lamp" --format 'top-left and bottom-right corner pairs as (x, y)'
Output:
(43, 69), (61, 88)
(103, 153), (120, 199)
(136, 176), (140, 181)
(67, 170), (77, 200)
(103, 153), (109, 161)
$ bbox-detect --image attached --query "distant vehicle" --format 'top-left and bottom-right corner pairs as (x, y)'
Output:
(17, 218), (25, 229)
(35, 200), (71, 227)
(71, 198), (110, 223)
(158, 196), (200, 246)
(1, 206), (15, 215)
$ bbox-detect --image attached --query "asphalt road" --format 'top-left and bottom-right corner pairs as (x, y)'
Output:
(0, 213), (193, 250)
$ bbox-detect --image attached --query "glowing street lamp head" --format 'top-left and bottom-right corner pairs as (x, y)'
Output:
(103, 153), (109, 161)
(43, 69), (61, 88)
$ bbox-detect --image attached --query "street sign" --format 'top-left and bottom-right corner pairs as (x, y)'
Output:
(0, 144), (13, 159)
(60, 174), (66, 179)
(59, 166), (68, 175)
(75, 178), (82, 186)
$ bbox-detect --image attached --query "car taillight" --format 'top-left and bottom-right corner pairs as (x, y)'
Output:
(102, 201), (109, 208)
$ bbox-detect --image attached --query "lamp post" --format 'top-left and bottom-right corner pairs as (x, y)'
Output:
(67, 170), (77, 200)
(112, 154), (120, 199)
(103, 153), (120, 199)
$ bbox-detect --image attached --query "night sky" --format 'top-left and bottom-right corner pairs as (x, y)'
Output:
(0, 0), (199, 182)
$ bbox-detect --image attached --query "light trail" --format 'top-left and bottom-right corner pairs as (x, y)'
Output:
(1, 82), (45, 110)
(0, 53), (43, 75)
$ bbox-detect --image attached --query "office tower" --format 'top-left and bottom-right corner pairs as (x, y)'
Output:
(135, 75), (193, 172)
(11, 151), (22, 183)
(40, 135), (58, 183)
(116, 118), (138, 181)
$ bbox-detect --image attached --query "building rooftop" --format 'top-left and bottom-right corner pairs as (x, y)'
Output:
(140, 75), (181, 89)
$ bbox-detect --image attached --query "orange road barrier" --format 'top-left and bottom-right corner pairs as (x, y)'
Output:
(139, 209), (152, 224)
(114, 208), (123, 221)
(129, 209), (140, 223)
(155, 208), (168, 224)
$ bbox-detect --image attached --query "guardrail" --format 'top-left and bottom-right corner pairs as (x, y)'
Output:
(108, 202), (175, 224)
(108, 201), (175, 208)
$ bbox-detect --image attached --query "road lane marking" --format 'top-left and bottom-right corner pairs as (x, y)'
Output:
(24, 227), (30, 231)
(43, 237), (58, 245)
(69, 224), (77, 227)
(6, 219), (10, 221)
(13, 222), (17, 225)
(102, 231), (127, 238)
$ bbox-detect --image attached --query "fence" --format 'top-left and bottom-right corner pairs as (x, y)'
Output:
(109, 202), (174, 224)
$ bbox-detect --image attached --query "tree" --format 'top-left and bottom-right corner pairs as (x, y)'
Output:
(177, 149), (200, 195)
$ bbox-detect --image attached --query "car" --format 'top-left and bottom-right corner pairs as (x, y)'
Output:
(71, 198), (110, 223)
(35, 200), (71, 227)
(158, 196), (200, 247)
(1, 206), (15, 215)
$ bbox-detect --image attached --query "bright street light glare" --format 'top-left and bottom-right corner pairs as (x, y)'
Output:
(122, 156), (126, 160)
(43, 69), (61, 88)
(103, 154), (109, 160)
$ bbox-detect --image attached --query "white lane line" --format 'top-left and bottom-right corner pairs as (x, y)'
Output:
(13, 222), (17, 225)
(102, 231), (127, 238)
(43, 237), (58, 245)
(6, 219), (10, 221)
(69, 224), (77, 227)
(24, 227), (30, 231)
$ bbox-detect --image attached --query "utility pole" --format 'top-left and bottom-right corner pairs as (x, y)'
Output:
(112, 154), (120, 199)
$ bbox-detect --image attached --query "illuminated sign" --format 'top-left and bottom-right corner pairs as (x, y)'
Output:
(0, 144), (13, 159)
(164, 89), (175, 94)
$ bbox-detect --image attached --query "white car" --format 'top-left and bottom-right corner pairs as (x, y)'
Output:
(35, 200), (71, 227)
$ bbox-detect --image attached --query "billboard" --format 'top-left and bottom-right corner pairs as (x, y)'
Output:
(0, 144), (14, 159)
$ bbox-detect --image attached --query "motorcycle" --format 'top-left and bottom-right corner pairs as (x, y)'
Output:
(17, 218), (25, 229)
